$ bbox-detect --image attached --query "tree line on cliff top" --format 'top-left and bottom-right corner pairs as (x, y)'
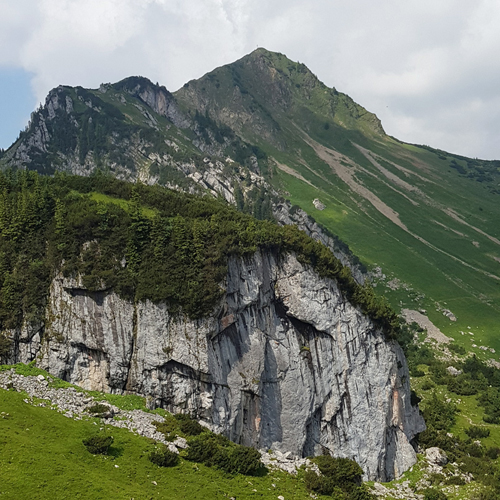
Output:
(0, 169), (399, 357)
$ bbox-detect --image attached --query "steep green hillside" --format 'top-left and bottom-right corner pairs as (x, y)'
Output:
(175, 49), (500, 354)
(0, 366), (314, 500)
(175, 48), (384, 143)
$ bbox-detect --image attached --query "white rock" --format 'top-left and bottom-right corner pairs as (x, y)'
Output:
(447, 366), (462, 376)
(173, 437), (188, 449)
(426, 447), (448, 466)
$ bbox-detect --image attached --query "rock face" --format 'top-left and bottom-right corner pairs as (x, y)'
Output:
(425, 447), (448, 467)
(7, 250), (424, 481)
(273, 200), (366, 283)
(115, 77), (190, 129)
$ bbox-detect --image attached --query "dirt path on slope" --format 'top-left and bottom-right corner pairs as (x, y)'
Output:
(300, 133), (410, 231)
(353, 143), (430, 198)
(296, 129), (500, 282)
(444, 208), (500, 247)
(273, 159), (315, 187)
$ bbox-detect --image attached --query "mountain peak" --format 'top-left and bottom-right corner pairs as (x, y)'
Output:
(175, 47), (384, 144)
(236, 47), (319, 87)
(112, 76), (172, 98)
(244, 47), (293, 65)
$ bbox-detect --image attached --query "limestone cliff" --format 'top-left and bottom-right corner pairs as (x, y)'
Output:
(9, 250), (424, 481)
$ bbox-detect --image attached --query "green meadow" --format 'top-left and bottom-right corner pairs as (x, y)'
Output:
(268, 126), (500, 353)
(0, 385), (312, 500)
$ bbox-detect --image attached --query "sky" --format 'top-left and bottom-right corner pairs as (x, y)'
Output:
(1, 0), (499, 160)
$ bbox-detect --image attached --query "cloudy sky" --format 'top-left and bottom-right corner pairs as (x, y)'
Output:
(1, 0), (499, 159)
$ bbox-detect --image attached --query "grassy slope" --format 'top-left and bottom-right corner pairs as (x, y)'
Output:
(174, 48), (500, 355)
(217, 51), (500, 353)
(0, 383), (311, 500)
(274, 133), (500, 351)
(1, 362), (498, 500)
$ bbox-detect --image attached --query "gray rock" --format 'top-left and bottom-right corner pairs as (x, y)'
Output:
(442, 309), (457, 321)
(425, 447), (448, 466)
(173, 437), (188, 449)
(5, 250), (424, 481)
(447, 366), (462, 376)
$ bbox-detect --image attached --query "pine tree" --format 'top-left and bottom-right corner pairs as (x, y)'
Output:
(54, 198), (67, 251)
(126, 188), (150, 274)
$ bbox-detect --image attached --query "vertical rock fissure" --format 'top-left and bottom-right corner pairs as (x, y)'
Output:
(123, 300), (138, 393)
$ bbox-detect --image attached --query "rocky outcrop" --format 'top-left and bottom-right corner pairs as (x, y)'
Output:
(6, 249), (424, 481)
(114, 77), (190, 129)
(273, 200), (366, 283)
(425, 447), (448, 466)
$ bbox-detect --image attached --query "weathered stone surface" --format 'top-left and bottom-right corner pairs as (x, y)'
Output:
(273, 201), (365, 283)
(121, 79), (191, 129)
(425, 447), (448, 466)
(6, 250), (424, 480)
(447, 366), (462, 377)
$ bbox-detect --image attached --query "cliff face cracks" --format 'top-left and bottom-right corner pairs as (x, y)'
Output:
(6, 250), (424, 481)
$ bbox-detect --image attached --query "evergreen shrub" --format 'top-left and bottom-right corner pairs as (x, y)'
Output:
(86, 403), (111, 415)
(82, 434), (113, 455)
(465, 426), (490, 439)
(448, 343), (466, 355)
(185, 433), (262, 475)
(149, 446), (179, 467)
(304, 454), (373, 499)
(486, 447), (500, 460)
(422, 488), (448, 500)
(226, 446), (262, 475)
(174, 413), (204, 436)
(153, 415), (178, 437)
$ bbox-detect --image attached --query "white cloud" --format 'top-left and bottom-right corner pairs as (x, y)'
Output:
(1, 0), (499, 158)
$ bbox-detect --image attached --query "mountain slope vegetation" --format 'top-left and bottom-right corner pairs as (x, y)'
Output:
(3, 49), (499, 355)
(1, 48), (500, 499)
(0, 170), (397, 355)
(175, 49), (500, 355)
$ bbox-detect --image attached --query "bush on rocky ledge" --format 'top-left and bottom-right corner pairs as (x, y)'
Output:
(304, 454), (374, 499)
(186, 432), (262, 475)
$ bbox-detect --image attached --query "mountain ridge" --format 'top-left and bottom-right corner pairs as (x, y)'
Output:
(175, 48), (385, 147)
(3, 47), (500, 498)
(2, 48), (500, 355)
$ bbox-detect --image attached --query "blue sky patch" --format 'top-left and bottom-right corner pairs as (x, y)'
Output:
(0, 67), (37, 150)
